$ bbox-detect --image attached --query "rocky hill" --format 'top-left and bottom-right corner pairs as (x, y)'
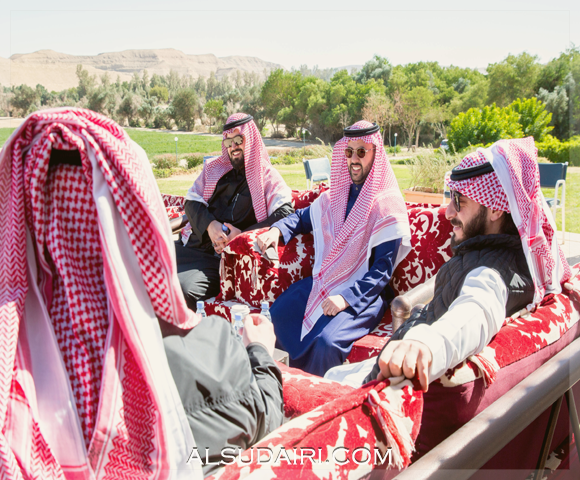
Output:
(0, 48), (282, 91)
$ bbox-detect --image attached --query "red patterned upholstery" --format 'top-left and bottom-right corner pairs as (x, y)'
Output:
(162, 190), (453, 361)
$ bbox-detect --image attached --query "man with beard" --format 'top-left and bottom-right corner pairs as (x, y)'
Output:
(359, 137), (571, 390)
(256, 121), (412, 376)
(177, 113), (293, 308)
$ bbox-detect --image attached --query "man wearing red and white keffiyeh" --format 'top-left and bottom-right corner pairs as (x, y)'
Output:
(177, 113), (293, 309)
(363, 137), (571, 391)
(257, 121), (412, 376)
(0, 108), (203, 479)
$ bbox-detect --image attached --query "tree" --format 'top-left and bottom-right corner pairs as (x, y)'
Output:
(150, 85), (169, 103)
(538, 85), (570, 139)
(116, 94), (141, 126)
(507, 97), (553, 141)
(449, 79), (489, 115)
(76, 65), (96, 99)
(260, 69), (302, 136)
(204, 99), (224, 133)
(394, 87), (434, 149)
(448, 104), (523, 150)
(362, 91), (397, 145)
(487, 53), (541, 107)
(354, 55), (392, 86)
(11, 85), (38, 116)
(171, 89), (198, 130)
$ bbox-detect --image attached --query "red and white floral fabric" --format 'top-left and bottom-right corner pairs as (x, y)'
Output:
(208, 378), (423, 479)
(0, 108), (202, 480)
(303, 121), (411, 338)
(185, 113), (291, 224)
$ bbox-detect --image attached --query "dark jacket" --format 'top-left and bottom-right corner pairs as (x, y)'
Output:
(161, 315), (284, 476)
(365, 234), (534, 382)
(184, 168), (294, 254)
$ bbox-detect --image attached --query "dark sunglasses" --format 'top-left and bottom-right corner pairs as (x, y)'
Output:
(451, 189), (463, 212)
(345, 147), (373, 159)
(223, 135), (244, 149)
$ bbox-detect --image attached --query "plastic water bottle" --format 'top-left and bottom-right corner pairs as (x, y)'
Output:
(196, 301), (207, 319)
(260, 302), (272, 322)
(233, 312), (244, 339)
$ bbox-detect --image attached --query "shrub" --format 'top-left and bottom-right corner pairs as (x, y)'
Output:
(386, 145), (402, 154)
(152, 153), (179, 169)
(507, 97), (553, 142)
(448, 104), (523, 151)
(406, 150), (462, 193)
(536, 135), (580, 166)
(183, 153), (204, 170)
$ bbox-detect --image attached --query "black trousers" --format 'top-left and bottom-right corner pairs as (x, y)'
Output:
(175, 242), (221, 310)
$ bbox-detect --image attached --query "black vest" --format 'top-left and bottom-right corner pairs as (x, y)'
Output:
(365, 234), (534, 382)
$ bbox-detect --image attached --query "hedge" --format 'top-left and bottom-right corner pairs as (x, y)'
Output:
(535, 135), (580, 166)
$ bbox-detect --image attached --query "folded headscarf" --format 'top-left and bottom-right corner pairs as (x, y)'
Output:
(185, 113), (291, 222)
(447, 137), (571, 308)
(0, 108), (202, 479)
(303, 121), (412, 339)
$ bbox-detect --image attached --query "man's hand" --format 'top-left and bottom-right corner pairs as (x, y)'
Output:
(207, 220), (228, 254)
(376, 340), (432, 392)
(223, 222), (241, 244)
(256, 227), (281, 254)
(242, 314), (276, 358)
(321, 295), (349, 316)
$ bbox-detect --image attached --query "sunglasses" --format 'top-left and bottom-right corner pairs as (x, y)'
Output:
(451, 189), (463, 212)
(345, 147), (373, 159)
(223, 135), (244, 149)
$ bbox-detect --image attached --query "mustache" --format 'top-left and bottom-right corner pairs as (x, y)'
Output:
(450, 219), (462, 227)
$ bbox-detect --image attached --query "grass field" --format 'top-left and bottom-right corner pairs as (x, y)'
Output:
(125, 129), (222, 157)
(156, 163), (578, 234)
(0, 128), (16, 146)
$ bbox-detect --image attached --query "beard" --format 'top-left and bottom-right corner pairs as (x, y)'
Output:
(348, 162), (371, 184)
(229, 149), (244, 171)
(450, 204), (488, 249)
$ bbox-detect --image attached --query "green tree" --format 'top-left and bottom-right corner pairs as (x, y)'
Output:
(260, 69), (302, 136)
(354, 55), (392, 86)
(76, 64), (96, 99)
(116, 94), (141, 125)
(362, 91), (397, 145)
(507, 97), (553, 141)
(171, 88), (198, 130)
(538, 85), (569, 139)
(11, 85), (38, 116)
(448, 104), (523, 150)
(204, 98), (224, 133)
(150, 85), (169, 103)
(394, 87), (434, 148)
(487, 53), (541, 107)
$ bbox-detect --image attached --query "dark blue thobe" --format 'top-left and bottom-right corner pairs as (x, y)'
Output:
(270, 184), (401, 376)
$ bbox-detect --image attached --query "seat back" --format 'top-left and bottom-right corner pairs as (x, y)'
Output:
(304, 157), (331, 183)
(203, 155), (219, 164)
(302, 158), (313, 181)
(538, 162), (568, 188)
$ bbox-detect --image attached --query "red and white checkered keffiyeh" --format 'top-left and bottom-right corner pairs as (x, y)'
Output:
(0, 108), (202, 479)
(447, 137), (571, 308)
(186, 113), (291, 222)
(302, 121), (412, 339)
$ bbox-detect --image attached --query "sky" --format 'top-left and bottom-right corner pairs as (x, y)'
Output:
(1, 0), (580, 70)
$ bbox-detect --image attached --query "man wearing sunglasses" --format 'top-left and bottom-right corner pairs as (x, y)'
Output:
(360, 138), (571, 399)
(256, 121), (412, 376)
(176, 113), (293, 308)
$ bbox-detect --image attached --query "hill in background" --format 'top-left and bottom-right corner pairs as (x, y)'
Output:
(0, 48), (282, 91)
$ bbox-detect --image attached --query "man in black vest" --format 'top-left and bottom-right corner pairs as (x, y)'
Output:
(363, 138), (571, 390)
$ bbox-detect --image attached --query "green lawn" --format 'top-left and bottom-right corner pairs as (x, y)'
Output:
(125, 129), (222, 157)
(156, 163), (579, 234)
(0, 128), (16, 147)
